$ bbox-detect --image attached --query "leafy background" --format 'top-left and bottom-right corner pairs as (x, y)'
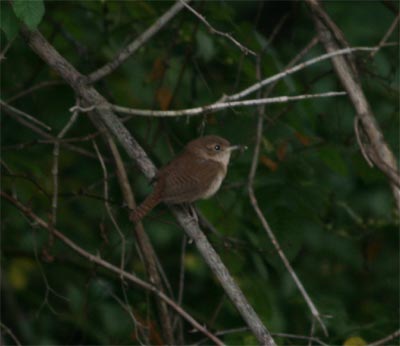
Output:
(1, 1), (399, 345)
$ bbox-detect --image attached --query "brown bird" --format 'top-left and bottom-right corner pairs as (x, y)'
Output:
(130, 135), (243, 223)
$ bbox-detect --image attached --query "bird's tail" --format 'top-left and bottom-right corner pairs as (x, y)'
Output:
(130, 190), (161, 223)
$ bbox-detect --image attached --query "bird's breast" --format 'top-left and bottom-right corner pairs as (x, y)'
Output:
(201, 169), (226, 199)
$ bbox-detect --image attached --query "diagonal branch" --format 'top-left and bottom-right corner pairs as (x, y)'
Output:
(306, 0), (400, 209)
(105, 135), (175, 344)
(224, 46), (376, 102)
(0, 100), (52, 131)
(366, 329), (400, 346)
(20, 27), (276, 346)
(87, 0), (190, 83)
(180, 0), (256, 56)
(248, 58), (328, 336)
(1, 101), (100, 160)
(1, 191), (223, 346)
(369, 12), (399, 58)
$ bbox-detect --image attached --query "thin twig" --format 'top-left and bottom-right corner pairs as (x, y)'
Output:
(87, 0), (190, 83)
(369, 13), (400, 58)
(307, 0), (400, 209)
(272, 332), (329, 346)
(2, 103), (100, 160)
(106, 135), (175, 344)
(31, 223), (70, 317)
(309, 318), (316, 346)
(181, 0), (256, 56)
(366, 329), (400, 346)
(0, 36), (16, 62)
(6, 80), (64, 103)
(0, 100), (52, 131)
(93, 140), (127, 274)
(173, 233), (188, 343)
(108, 91), (346, 117)
(248, 57), (328, 336)
(1, 191), (224, 346)
(197, 328), (329, 346)
(225, 46), (376, 102)
(1, 159), (18, 199)
(248, 125), (329, 336)
(354, 116), (374, 167)
(0, 322), (22, 346)
(177, 234), (187, 308)
(51, 105), (80, 228)
(107, 286), (148, 345)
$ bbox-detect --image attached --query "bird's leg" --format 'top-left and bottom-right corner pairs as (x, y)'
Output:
(181, 203), (198, 224)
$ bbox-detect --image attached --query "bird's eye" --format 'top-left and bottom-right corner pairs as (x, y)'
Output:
(214, 144), (221, 151)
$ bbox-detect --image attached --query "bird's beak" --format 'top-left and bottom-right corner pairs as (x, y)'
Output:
(228, 145), (248, 153)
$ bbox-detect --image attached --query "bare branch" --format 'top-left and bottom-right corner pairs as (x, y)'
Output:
(272, 332), (329, 346)
(247, 125), (329, 336)
(366, 329), (400, 346)
(6, 80), (64, 103)
(170, 206), (277, 345)
(2, 99), (99, 160)
(0, 36), (16, 62)
(51, 105), (80, 227)
(87, 0), (190, 83)
(1, 191), (224, 346)
(225, 46), (376, 102)
(354, 116), (374, 167)
(0, 100), (52, 131)
(247, 57), (328, 336)
(106, 135), (175, 344)
(307, 0), (400, 208)
(20, 25), (277, 346)
(109, 91), (346, 117)
(93, 140), (127, 274)
(0, 322), (22, 346)
(369, 13), (399, 58)
(108, 289), (148, 345)
(181, 0), (257, 56)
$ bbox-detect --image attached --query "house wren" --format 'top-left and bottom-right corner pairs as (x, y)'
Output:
(130, 135), (243, 223)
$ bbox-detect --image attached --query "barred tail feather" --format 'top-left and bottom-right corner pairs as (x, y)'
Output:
(130, 191), (161, 223)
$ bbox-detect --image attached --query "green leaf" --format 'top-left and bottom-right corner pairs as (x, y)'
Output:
(0, 2), (19, 40)
(12, 0), (45, 30)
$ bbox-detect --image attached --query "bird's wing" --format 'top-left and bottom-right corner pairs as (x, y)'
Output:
(160, 156), (223, 204)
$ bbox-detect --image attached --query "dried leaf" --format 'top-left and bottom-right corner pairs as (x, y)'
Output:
(276, 141), (288, 161)
(149, 58), (166, 82)
(156, 87), (172, 110)
(295, 131), (312, 146)
(260, 155), (278, 171)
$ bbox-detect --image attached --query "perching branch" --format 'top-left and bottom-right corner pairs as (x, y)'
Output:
(20, 27), (276, 346)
